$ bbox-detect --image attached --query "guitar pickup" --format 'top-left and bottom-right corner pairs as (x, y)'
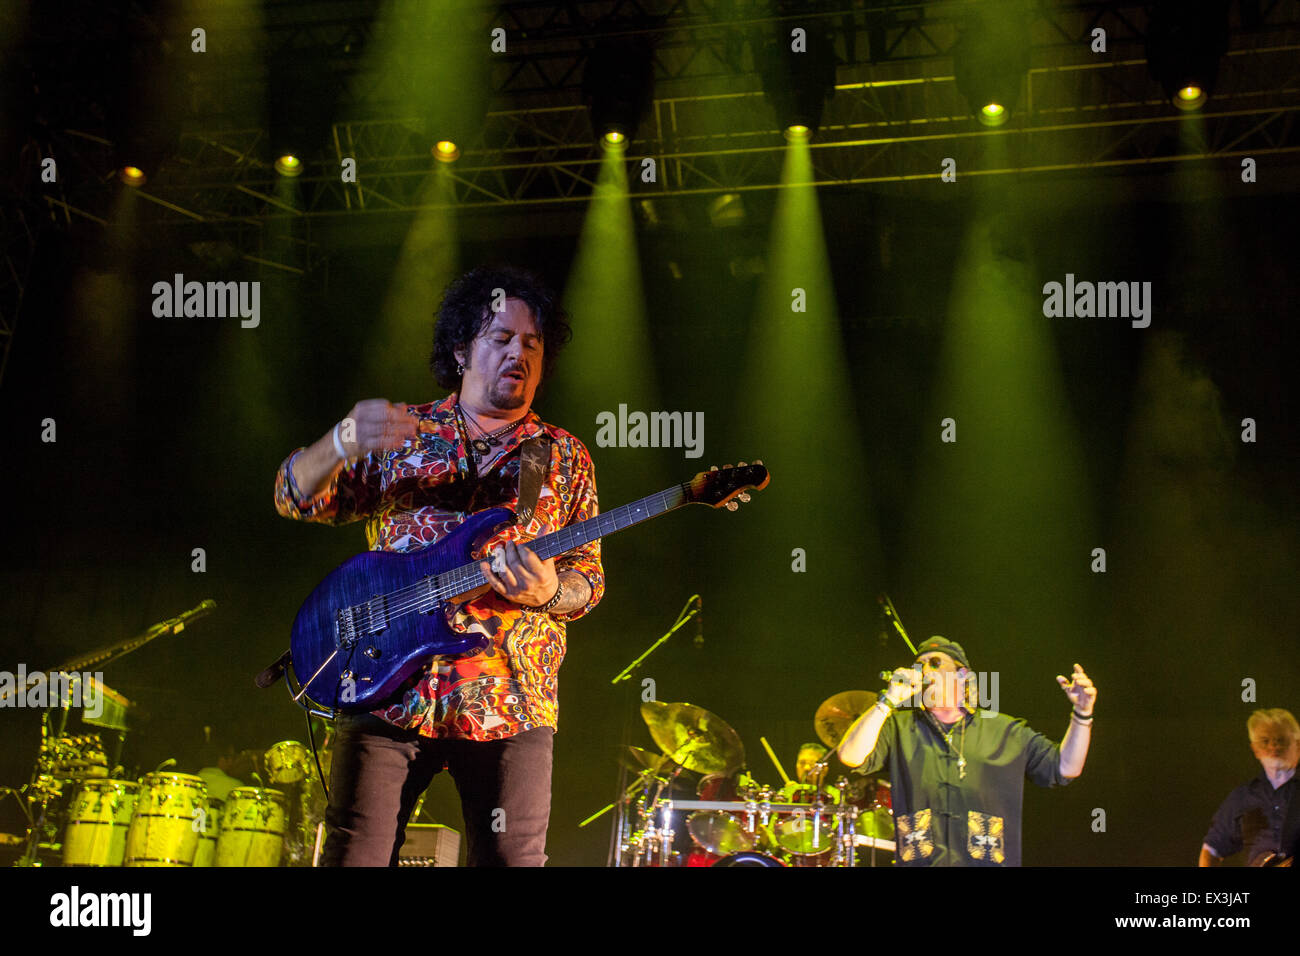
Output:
(364, 595), (389, 634)
(419, 576), (443, 614)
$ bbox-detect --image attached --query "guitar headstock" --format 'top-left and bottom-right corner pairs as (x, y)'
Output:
(685, 461), (770, 510)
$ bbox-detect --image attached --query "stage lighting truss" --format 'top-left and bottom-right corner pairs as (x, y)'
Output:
(13, 1), (1300, 234)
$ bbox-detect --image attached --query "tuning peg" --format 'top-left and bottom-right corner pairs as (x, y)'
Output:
(738, 492), (751, 503)
(755, 459), (763, 465)
(709, 465), (718, 471)
(725, 463), (733, 469)
(725, 501), (739, 511)
(739, 461), (748, 467)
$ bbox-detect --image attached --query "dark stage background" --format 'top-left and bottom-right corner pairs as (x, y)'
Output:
(2, 167), (1296, 865)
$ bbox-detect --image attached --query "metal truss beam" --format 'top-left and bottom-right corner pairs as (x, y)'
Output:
(16, 2), (1300, 236)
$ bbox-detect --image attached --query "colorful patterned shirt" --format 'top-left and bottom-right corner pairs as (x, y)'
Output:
(273, 394), (604, 741)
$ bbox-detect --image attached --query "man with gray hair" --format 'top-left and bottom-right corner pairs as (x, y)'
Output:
(1199, 708), (1298, 866)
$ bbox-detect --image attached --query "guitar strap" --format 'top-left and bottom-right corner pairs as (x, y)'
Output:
(515, 435), (552, 526)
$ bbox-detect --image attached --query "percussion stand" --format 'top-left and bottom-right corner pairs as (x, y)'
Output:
(603, 595), (699, 866)
(13, 709), (67, 867)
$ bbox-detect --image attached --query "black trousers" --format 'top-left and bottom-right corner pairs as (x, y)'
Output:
(321, 713), (553, 867)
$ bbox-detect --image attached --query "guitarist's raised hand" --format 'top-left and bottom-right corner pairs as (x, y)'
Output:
(290, 399), (419, 500)
(338, 399), (421, 457)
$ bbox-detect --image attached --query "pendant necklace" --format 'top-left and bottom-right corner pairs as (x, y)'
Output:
(458, 404), (523, 459)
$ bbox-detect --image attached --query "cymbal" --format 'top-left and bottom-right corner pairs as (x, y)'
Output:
(640, 701), (745, 776)
(814, 690), (878, 748)
(617, 745), (694, 779)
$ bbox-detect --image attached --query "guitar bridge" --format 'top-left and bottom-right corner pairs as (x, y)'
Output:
(336, 606), (358, 649)
(336, 596), (389, 650)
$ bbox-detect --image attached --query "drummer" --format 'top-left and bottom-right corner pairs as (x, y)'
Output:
(194, 728), (253, 804)
(795, 743), (829, 785)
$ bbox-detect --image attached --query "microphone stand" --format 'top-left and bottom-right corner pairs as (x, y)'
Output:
(589, 595), (699, 866)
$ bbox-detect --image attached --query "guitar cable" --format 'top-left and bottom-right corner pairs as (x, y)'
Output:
(305, 709), (330, 804)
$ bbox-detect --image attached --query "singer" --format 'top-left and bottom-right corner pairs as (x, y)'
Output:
(839, 637), (1097, 866)
(273, 265), (604, 866)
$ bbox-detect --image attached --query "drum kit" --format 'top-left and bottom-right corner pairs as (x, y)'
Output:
(609, 691), (895, 867)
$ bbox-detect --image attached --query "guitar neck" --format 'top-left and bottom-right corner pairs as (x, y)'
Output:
(447, 484), (693, 593)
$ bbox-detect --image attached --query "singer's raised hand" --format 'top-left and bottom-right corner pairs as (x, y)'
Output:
(1056, 663), (1097, 716)
(886, 667), (923, 707)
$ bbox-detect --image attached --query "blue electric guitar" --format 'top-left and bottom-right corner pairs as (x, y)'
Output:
(288, 463), (769, 713)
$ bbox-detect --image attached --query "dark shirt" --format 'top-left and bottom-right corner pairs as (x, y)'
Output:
(857, 707), (1070, 866)
(1203, 770), (1297, 865)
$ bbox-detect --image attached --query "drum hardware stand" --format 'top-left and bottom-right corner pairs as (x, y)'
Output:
(597, 595), (699, 866)
(13, 691), (89, 866)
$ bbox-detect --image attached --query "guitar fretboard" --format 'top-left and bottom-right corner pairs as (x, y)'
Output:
(431, 484), (691, 600)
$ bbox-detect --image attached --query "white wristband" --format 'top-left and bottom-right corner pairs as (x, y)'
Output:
(332, 422), (348, 461)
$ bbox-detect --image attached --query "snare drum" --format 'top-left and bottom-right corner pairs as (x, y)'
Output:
(216, 788), (287, 867)
(124, 773), (210, 867)
(263, 741), (312, 785)
(63, 780), (139, 867)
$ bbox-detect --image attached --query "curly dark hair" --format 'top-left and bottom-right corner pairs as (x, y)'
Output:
(430, 264), (572, 390)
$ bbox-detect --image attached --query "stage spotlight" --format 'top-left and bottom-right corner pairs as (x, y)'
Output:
(1145, 1), (1229, 112)
(760, 29), (837, 138)
(433, 140), (460, 163)
(980, 102), (1007, 126)
(954, 11), (1028, 127)
(1175, 85), (1206, 111)
(118, 165), (147, 187)
(274, 154), (303, 177)
(583, 38), (655, 149)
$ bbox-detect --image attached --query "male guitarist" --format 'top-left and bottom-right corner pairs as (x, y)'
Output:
(1199, 708), (1298, 866)
(273, 265), (604, 866)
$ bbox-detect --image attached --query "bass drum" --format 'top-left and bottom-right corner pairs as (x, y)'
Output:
(711, 851), (786, 867)
(63, 780), (140, 867)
